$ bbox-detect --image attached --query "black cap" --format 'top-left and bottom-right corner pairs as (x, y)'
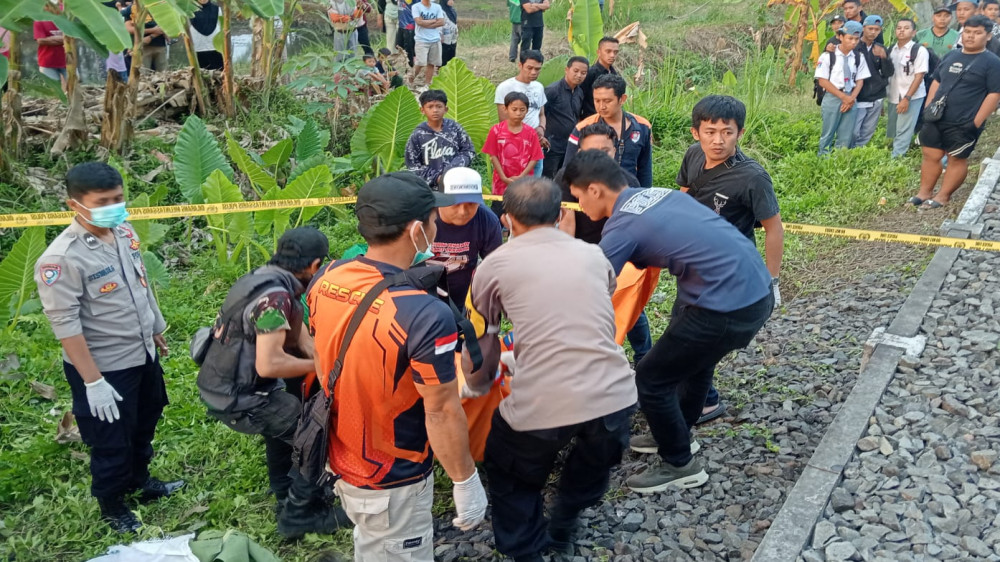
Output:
(830, 14), (845, 23)
(356, 171), (455, 227)
(933, 4), (951, 12)
(275, 227), (329, 261)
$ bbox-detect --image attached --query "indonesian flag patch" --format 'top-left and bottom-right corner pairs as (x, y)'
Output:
(434, 333), (458, 355)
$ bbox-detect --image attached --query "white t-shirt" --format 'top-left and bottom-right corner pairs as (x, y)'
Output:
(815, 47), (872, 94)
(888, 41), (929, 103)
(494, 77), (547, 128)
(412, 2), (444, 43)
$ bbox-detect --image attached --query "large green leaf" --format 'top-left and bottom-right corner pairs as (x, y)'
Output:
(349, 111), (375, 173)
(283, 165), (333, 225)
(47, 14), (109, 59)
(144, 0), (200, 38)
(262, 138), (294, 170)
(364, 86), (423, 171)
(537, 54), (570, 88)
(430, 59), (497, 152)
(174, 115), (233, 204)
(295, 119), (330, 162)
(569, 0), (603, 61)
(254, 185), (291, 238)
(242, 0), (284, 18)
(226, 132), (277, 195)
(129, 194), (169, 248)
(0, 227), (47, 328)
(62, 0), (132, 53)
(0, 1), (51, 29)
(201, 169), (244, 262)
(142, 251), (170, 290)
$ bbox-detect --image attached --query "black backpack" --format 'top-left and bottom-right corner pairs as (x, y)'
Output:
(813, 50), (862, 105)
(889, 43), (939, 91)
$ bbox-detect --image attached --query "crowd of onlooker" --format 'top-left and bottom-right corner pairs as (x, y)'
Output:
(815, 0), (1000, 208)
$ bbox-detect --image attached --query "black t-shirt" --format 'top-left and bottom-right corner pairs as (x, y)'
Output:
(520, 0), (544, 27)
(580, 62), (616, 118)
(543, 78), (584, 154)
(675, 144), (780, 241)
(122, 5), (166, 48)
(429, 205), (502, 305)
(932, 49), (1000, 125)
(554, 167), (641, 244)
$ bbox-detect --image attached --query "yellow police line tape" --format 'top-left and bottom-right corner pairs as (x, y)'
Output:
(2, 195), (1000, 252)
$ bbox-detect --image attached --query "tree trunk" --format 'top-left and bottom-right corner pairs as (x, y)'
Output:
(251, 16), (265, 78)
(2, 31), (24, 172)
(267, 1), (298, 88)
(100, 71), (130, 153)
(181, 27), (208, 116)
(51, 36), (86, 155)
(787, 5), (808, 86)
(220, 0), (235, 118)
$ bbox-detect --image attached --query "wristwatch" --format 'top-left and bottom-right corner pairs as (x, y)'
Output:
(904, 94), (912, 101)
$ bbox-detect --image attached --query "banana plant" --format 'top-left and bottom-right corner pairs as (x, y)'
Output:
(429, 59), (497, 152)
(567, 0), (603, 62)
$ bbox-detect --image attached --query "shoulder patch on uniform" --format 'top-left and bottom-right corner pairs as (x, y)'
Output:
(99, 282), (118, 293)
(40, 264), (61, 286)
(630, 130), (641, 143)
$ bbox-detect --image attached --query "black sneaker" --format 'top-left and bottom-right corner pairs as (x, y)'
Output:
(278, 498), (353, 540)
(97, 496), (143, 534)
(138, 477), (186, 503)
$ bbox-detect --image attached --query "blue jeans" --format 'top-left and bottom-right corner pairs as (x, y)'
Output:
(851, 101), (882, 148)
(818, 93), (859, 155)
(532, 159), (544, 178)
(626, 311), (652, 364)
(886, 97), (924, 157)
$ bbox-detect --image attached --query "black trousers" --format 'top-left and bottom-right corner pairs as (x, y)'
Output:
(442, 42), (456, 68)
(196, 50), (224, 71)
(210, 390), (301, 498)
(520, 25), (543, 53)
(636, 294), (772, 467)
(356, 24), (374, 56)
(65, 354), (168, 499)
(542, 150), (563, 179)
(396, 28), (416, 67)
(484, 405), (633, 558)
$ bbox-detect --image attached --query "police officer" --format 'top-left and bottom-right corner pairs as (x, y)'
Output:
(197, 227), (351, 539)
(34, 162), (184, 533)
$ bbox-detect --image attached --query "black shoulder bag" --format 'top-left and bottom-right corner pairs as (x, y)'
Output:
(923, 56), (976, 124)
(291, 264), (482, 488)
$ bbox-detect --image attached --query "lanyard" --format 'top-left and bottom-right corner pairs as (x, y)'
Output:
(600, 113), (627, 165)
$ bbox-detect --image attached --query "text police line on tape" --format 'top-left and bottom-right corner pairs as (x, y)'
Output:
(2, 196), (999, 253)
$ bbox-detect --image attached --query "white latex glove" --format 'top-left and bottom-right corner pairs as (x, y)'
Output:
(451, 468), (487, 531)
(85, 377), (123, 423)
(772, 278), (782, 310)
(499, 350), (516, 377)
(459, 380), (489, 399)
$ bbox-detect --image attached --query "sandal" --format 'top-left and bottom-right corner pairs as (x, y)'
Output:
(907, 196), (923, 206)
(696, 402), (726, 425)
(920, 200), (945, 209)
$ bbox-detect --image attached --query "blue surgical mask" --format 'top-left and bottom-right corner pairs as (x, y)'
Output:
(410, 222), (434, 266)
(75, 200), (129, 229)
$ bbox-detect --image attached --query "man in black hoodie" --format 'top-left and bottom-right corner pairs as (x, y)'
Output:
(852, 14), (892, 148)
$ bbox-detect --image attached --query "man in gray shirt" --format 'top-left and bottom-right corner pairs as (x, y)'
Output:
(35, 163), (183, 534)
(464, 177), (637, 561)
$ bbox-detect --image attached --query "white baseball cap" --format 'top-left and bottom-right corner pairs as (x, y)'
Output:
(440, 167), (484, 205)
